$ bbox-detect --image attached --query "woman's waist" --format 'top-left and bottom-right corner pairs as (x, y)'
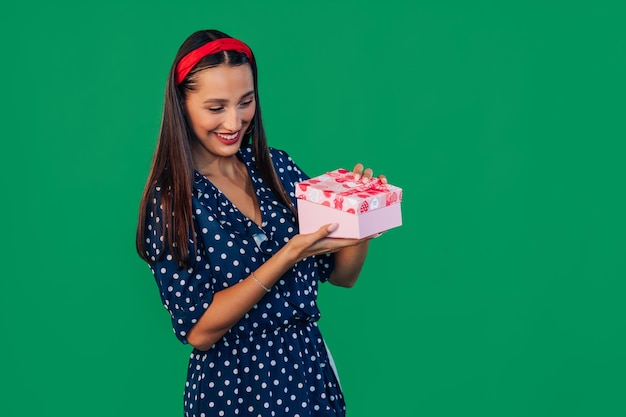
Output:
(194, 316), (321, 354)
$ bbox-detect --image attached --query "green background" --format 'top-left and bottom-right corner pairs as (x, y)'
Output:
(1, 1), (625, 416)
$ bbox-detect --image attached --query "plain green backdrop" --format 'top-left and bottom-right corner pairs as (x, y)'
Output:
(1, 1), (625, 416)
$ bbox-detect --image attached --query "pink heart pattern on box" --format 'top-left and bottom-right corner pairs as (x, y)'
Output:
(295, 169), (403, 214)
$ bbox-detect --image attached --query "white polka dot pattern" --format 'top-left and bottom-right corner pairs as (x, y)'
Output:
(143, 147), (344, 416)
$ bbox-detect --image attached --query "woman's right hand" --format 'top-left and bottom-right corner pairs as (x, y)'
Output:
(285, 223), (373, 264)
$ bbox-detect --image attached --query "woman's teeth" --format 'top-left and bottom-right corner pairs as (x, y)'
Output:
(216, 132), (238, 140)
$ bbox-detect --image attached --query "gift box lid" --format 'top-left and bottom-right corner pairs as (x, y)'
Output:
(295, 168), (403, 214)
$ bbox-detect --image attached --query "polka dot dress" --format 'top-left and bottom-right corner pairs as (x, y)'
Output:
(144, 147), (346, 417)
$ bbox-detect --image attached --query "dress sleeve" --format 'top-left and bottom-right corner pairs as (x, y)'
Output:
(270, 148), (336, 282)
(314, 253), (335, 283)
(143, 190), (214, 344)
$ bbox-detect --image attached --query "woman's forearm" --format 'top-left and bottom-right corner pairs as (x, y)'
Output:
(328, 240), (371, 288)
(186, 246), (297, 350)
(186, 225), (369, 350)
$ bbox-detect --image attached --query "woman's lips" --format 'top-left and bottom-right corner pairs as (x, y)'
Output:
(215, 130), (241, 144)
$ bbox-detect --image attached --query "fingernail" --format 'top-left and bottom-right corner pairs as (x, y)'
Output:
(327, 223), (338, 232)
(354, 173), (361, 181)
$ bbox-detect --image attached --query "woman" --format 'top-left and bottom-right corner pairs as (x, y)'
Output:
(136, 29), (384, 417)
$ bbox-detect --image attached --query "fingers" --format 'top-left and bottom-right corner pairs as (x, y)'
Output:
(298, 224), (347, 257)
(293, 224), (380, 260)
(352, 163), (372, 182)
(352, 163), (364, 181)
(312, 223), (338, 241)
(353, 163), (387, 183)
(313, 223), (360, 246)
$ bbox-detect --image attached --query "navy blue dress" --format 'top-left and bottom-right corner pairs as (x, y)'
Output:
(143, 146), (346, 417)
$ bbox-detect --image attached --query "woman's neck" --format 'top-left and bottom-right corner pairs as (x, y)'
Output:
(195, 153), (245, 181)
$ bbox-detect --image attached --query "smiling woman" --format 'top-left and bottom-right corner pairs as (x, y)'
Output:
(185, 65), (256, 169)
(135, 29), (387, 417)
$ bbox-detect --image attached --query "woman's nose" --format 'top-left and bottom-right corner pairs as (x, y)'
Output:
(222, 108), (242, 132)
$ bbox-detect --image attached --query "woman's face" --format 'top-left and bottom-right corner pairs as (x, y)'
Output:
(185, 64), (256, 164)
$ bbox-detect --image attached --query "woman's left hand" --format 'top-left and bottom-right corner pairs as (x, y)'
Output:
(352, 163), (387, 184)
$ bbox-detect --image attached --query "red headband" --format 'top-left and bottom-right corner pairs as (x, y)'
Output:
(175, 38), (254, 84)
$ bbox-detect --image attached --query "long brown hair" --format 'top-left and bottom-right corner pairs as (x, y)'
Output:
(136, 30), (296, 268)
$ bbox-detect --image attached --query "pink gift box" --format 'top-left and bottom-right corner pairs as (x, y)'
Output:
(295, 168), (403, 238)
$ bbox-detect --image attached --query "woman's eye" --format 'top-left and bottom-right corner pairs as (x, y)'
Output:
(208, 107), (224, 112)
(240, 99), (254, 107)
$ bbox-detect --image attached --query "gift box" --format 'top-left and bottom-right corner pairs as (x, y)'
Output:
(295, 168), (403, 238)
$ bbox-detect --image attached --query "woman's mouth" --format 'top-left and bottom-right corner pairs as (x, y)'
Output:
(215, 130), (241, 144)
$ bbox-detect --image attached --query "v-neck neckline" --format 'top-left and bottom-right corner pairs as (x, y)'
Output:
(195, 150), (266, 231)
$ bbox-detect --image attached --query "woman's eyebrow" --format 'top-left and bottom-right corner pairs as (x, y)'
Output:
(240, 90), (255, 99)
(203, 90), (255, 104)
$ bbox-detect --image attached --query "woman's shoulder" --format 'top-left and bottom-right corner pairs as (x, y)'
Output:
(239, 145), (308, 183)
(268, 147), (299, 169)
(268, 147), (290, 158)
(268, 147), (309, 182)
